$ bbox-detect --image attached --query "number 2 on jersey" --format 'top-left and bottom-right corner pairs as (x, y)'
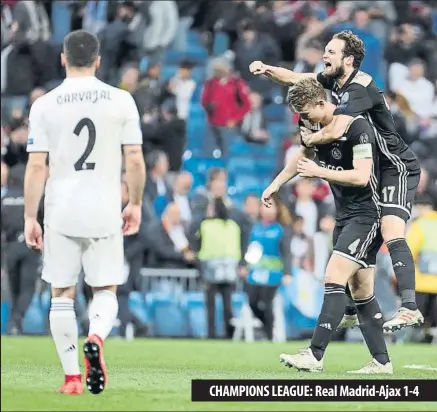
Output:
(73, 118), (96, 171)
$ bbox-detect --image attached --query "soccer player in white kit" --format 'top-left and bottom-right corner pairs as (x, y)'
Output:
(23, 30), (146, 395)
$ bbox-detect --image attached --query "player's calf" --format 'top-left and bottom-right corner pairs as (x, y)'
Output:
(280, 254), (359, 368)
(50, 286), (82, 394)
(381, 216), (418, 312)
(84, 285), (118, 395)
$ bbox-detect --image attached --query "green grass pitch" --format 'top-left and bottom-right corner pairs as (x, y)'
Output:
(1, 337), (436, 411)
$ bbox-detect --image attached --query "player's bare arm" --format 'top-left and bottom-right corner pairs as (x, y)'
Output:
(297, 152), (372, 187)
(262, 146), (314, 207)
(24, 152), (47, 250)
(122, 145), (146, 236)
(249, 61), (317, 86)
(123, 145), (145, 205)
(301, 114), (354, 146)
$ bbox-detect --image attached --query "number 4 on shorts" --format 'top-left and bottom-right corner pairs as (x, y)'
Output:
(347, 238), (360, 255)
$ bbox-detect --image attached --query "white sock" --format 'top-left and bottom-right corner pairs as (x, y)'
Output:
(49, 297), (81, 376)
(88, 290), (118, 341)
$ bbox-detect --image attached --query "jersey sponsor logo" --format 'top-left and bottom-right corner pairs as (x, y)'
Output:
(319, 160), (344, 171)
(340, 92), (350, 104)
(331, 148), (342, 160)
(359, 133), (369, 144)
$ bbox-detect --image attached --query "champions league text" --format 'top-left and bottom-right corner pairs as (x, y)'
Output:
(191, 380), (437, 402)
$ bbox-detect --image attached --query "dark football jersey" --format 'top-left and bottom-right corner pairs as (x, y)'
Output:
(317, 70), (419, 172)
(299, 116), (380, 223)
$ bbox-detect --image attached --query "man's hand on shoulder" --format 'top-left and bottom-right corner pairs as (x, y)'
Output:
(297, 157), (322, 178)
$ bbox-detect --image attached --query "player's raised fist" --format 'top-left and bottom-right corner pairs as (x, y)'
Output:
(122, 202), (142, 236)
(24, 218), (43, 251)
(261, 183), (279, 208)
(249, 61), (266, 75)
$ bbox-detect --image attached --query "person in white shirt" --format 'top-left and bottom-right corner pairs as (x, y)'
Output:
(23, 30), (146, 396)
(167, 60), (196, 120)
(393, 59), (435, 119)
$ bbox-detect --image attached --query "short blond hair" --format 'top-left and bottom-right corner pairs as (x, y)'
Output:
(286, 78), (326, 112)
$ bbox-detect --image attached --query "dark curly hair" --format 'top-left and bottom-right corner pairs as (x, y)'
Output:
(333, 30), (365, 69)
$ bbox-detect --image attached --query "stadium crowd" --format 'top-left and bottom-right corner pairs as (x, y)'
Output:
(1, 0), (436, 342)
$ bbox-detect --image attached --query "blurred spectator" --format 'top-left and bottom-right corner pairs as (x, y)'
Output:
(290, 178), (318, 238)
(3, 115), (28, 168)
(233, 19), (281, 98)
(312, 214), (335, 281)
(28, 86), (45, 108)
(415, 167), (437, 210)
(141, 100), (186, 173)
(117, 178), (151, 338)
(145, 151), (173, 216)
(243, 194), (260, 225)
(119, 63), (140, 93)
(290, 215), (311, 269)
(347, 2), (396, 45)
(134, 60), (165, 119)
(242, 198), (292, 341)
(385, 23), (429, 66)
(384, 92), (411, 143)
(191, 197), (245, 339)
(1, 2), (18, 51)
(406, 194), (437, 343)
(173, 0), (200, 52)
(9, 0), (57, 88)
(82, 0), (109, 36)
(1, 126), (8, 157)
(147, 202), (196, 269)
(172, 171), (193, 229)
(98, 1), (141, 83)
(166, 60), (196, 120)
(191, 167), (229, 217)
(294, 39), (324, 75)
(142, 0), (179, 61)
(240, 92), (269, 144)
(392, 59), (435, 119)
(202, 0), (255, 48)
(271, 0), (302, 62)
(1, 163), (40, 335)
(201, 57), (250, 157)
(1, 161), (8, 199)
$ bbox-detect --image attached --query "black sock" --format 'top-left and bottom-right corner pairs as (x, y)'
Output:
(355, 295), (390, 365)
(387, 238), (417, 310)
(345, 284), (357, 316)
(310, 283), (346, 361)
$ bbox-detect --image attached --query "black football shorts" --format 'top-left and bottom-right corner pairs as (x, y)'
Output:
(332, 217), (383, 268)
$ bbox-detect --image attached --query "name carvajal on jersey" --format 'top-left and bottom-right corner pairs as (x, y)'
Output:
(57, 89), (112, 105)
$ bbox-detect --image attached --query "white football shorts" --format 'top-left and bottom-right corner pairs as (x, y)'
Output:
(42, 226), (125, 288)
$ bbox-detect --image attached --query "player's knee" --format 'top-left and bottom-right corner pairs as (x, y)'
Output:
(380, 215), (406, 241)
(92, 285), (117, 295)
(51, 286), (75, 299)
(350, 269), (374, 299)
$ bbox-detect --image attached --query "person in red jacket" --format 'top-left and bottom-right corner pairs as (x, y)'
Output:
(201, 57), (251, 157)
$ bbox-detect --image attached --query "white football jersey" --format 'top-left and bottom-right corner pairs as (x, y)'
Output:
(27, 76), (142, 238)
